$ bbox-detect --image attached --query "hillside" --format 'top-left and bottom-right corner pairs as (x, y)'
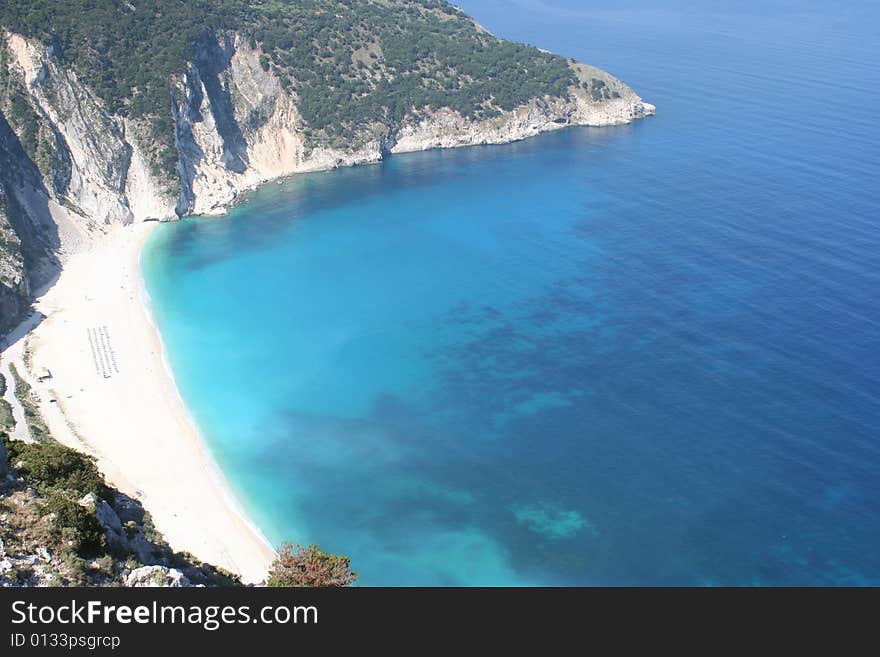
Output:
(0, 0), (653, 331)
(0, 1), (654, 586)
(0, 430), (243, 586)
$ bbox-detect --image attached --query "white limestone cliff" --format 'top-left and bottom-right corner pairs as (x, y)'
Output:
(0, 29), (654, 320)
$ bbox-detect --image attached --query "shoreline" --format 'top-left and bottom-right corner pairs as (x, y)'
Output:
(0, 115), (657, 585)
(134, 224), (278, 578)
(2, 222), (275, 583)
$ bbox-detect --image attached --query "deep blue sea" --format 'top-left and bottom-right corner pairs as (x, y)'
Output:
(142, 0), (880, 585)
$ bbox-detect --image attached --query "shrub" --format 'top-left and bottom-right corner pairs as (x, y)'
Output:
(3, 437), (110, 501)
(44, 492), (107, 556)
(265, 543), (357, 587)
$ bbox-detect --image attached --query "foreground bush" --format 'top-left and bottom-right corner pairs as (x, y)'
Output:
(3, 437), (110, 501)
(44, 492), (107, 556)
(265, 543), (357, 587)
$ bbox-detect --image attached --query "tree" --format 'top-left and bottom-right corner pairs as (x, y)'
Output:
(265, 543), (357, 587)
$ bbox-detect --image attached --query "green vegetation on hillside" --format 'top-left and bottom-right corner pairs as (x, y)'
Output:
(0, 40), (68, 185)
(5, 437), (109, 555)
(1, 430), (245, 586)
(9, 363), (50, 442)
(0, 372), (14, 431)
(0, 184), (27, 303)
(0, 0), (576, 157)
(5, 438), (110, 502)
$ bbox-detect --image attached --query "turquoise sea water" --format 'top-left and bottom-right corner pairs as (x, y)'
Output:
(142, 0), (880, 585)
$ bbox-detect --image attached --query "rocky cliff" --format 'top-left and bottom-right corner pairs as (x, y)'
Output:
(0, 20), (653, 331)
(0, 435), (243, 587)
(0, 182), (29, 331)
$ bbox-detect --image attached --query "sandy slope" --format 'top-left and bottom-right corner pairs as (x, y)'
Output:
(1, 222), (275, 583)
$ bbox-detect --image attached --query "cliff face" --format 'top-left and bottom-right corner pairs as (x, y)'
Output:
(0, 183), (29, 332)
(0, 28), (653, 330)
(0, 436), (243, 587)
(0, 426), (6, 478)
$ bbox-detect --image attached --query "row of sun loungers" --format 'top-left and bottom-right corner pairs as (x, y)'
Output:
(87, 325), (119, 378)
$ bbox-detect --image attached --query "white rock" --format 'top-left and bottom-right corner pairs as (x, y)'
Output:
(79, 492), (123, 533)
(125, 565), (190, 588)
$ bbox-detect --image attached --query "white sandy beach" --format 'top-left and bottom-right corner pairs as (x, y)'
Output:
(1, 222), (275, 583)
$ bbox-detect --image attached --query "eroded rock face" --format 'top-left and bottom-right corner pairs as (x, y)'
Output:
(79, 492), (121, 532)
(79, 492), (156, 564)
(0, 29), (654, 331)
(1, 29), (654, 229)
(125, 565), (190, 588)
(0, 181), (30, 334)
(0, 478), (239, 587)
